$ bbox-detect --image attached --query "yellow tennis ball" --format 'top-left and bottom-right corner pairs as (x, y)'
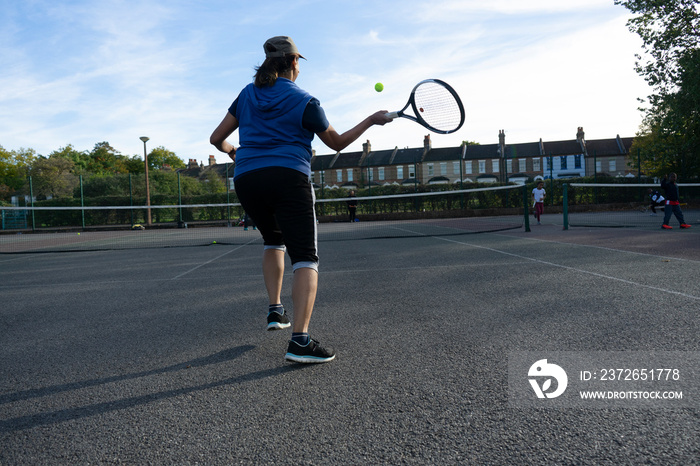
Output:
(374, 82), (384, 92)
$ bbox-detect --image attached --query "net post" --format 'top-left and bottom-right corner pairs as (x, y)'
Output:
(562, 183), (569, 230)
(522, 185), (530, 232)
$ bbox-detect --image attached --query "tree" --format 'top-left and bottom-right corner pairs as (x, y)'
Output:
(616, 0), (700, 177)
(88, 142), (131, 174)
(200, 170), (226, 194)
(124, 155), (146, 174)
(49, 145), (90, 174)
(0, 146), (36, 198)
(29, 156), (78, 199)
(147, 146), (186, 170)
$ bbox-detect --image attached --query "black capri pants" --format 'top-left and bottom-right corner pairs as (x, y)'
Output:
(234, 167), (318, 272)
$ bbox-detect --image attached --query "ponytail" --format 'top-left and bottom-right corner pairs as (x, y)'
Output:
(254, 55), (297, 88)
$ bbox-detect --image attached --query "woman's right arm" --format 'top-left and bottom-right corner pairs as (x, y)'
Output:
(210, 112), (239, 161)
(316, 111), (392, 153)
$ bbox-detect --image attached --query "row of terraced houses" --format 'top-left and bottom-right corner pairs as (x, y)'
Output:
(184, 127), (635, 189)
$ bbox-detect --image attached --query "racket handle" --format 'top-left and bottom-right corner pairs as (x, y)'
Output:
(386, 111), (399, 119)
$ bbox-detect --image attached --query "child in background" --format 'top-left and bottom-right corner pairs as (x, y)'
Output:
(532, 181), (546, 225)
(646, 188), (665, 215)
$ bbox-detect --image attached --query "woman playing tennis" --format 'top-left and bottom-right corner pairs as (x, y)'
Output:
(210, 36), (391, 363)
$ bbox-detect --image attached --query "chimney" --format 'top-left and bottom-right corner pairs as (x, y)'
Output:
(576, 127), (587, 154)
(499, 130), (506, 158)
(424, 134), (432, 151)
(188, 158), (198, 169)
(362, 140), (371, 157)
(208, 155), (216, 166)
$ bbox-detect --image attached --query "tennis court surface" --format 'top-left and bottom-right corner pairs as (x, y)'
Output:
(1, 222), (698, 463)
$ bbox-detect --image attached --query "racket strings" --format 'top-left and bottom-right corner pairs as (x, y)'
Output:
(413, 82), (463, 132)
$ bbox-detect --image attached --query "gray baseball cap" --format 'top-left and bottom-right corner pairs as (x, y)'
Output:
(263, 36), (306, 60)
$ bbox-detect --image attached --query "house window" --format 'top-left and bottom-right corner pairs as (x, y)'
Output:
(336, 170), (342, 183)
(427, 163), (434, 176)
(560, 156), (568, 170)
(367, 167), (373, 181)
(519, 159), (526, 172)
(574, 155), (582, 169)
(440, 162), (447, 175)
(596, 161), (602, 173)
(609, 159), (616, 172)
(397, 166), (403, 179)
(228, 177), (234, 190)
(378, 167), (385, 180)
(546, 157), (552, 170)
(506, 160), (512, 173)
(533, 158), (541, 171)
(453, 161), (460, 174)
(347, 169), (353, 182)
(478, 160), (486, 174)
(465, 161), (473, 174)
(409, 165), (415, 178)
(491, 159), (499, 173)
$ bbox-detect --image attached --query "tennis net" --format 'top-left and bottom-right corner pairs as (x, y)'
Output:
(564, 183), (700, 229)
(1, 184), (527, 253)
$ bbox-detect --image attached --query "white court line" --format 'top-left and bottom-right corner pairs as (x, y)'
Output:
(172, 240), (258, 280)
(434, 235), (700, 301)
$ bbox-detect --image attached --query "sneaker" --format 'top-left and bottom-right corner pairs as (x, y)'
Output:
(267, 310), (291, 331)
(662, 224), (673, 229)
(680, 224), (691, 229)
(285, 339), (336, 363)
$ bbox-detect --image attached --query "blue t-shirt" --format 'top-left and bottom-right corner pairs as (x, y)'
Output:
(229, 79), (329, 179)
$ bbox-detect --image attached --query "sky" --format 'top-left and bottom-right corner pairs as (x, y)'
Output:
(0, 0), (650, 165)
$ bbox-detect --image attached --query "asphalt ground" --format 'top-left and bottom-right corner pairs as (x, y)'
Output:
(1, 216), (699, 464)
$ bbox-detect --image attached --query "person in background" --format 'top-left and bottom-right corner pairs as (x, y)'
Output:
(660, 173), (691, 230)
(646, 188), (664, 215)
(210, 36), (392, 363)
(347, 190), (358, 222)
(532, 181), (546, 225)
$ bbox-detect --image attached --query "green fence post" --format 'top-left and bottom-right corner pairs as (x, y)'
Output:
(129, 174), (134, 227)
(29, 176), (35, 232)
(178, 172), (183, 225)
(225, 162), (230, 226)
(548, 152), (554, 206)
(593, 150), (598, 203)
(637, 148), (641, 183)
(523, 185), (530, 232)
(563, 183), (569, 230)
(80, 175), (85, 230)
(459, 149), (464, 209)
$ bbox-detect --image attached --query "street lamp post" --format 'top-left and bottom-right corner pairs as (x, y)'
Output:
(139, 136), (152, 225)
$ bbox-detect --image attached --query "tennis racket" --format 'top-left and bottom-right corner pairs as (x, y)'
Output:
(386, 79), (465, 134)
